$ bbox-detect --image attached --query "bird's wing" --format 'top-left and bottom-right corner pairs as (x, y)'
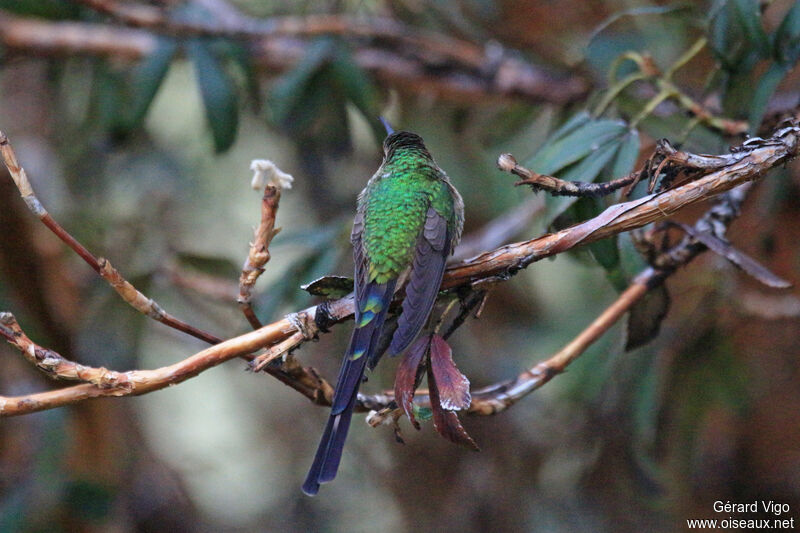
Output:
(350, 209), (368, 323)
(388, 206), (451, 355)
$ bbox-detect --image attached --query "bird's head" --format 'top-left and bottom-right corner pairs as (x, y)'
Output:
(383, 131), (428, 159)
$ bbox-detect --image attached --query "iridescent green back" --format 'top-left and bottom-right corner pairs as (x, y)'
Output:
(361, 147), (456, 284)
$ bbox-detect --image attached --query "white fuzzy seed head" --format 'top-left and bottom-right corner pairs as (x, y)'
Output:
(250, 159), (294, 191)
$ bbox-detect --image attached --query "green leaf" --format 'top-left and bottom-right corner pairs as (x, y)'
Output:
(90, 64), (126, 132)
(526, 118), (627, 175)
(544, 139), (622, 224)
(618, 231), (648, 280)
(2, 0), (79, 18)
(118, 38), (177, 134)
(747, 62), (789, 134)
(708, 0), (734, 66)
(731, 0), (771, 58)
(270, 38), (335, 126)
(569, 197), (626, 291)
(224, 42), (262, 109)
(187, 40), (240, 153)
(610, 128), (640, 179)
(538, 111), (593, 150)
(328, 47), (381, 139)
(774, 1), (800, 63)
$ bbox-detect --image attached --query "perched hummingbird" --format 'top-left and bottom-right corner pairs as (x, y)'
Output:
(302, 125), (464, 496)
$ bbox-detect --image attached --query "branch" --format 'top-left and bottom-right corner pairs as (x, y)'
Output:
(1, 121), (797, 417)
(497, 153), (639, 197)
(0, 11), (588, 105)
(0, 311), (320, 415)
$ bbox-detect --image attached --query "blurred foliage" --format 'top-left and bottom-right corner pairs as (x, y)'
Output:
(1, 0), (799, 532)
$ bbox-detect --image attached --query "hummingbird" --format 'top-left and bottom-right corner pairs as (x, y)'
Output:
(302, 123), (464, 496)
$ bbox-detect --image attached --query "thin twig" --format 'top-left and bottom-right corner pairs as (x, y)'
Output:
(497, 153), (639, 197)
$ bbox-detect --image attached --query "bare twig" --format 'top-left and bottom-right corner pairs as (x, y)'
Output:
(1, 121), (796, 417)
(1, 312), (128, 387)
(238, 186), (281, 330)
(238, 159), (294, 330)
(448, 121), (798, 289)
(497, 153), (639, 197)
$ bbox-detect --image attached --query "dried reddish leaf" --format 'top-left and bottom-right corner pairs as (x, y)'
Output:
(678, 223), (792, 289)
(428, 334), (471, 411)
(393, 335), (429, 430)
(625, 283), (670, 351)
(427, 349), (479, 451)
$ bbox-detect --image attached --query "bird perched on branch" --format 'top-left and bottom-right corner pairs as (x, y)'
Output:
(302, 121), (464, 495)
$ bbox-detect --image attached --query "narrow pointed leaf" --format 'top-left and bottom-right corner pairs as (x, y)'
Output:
(747, 63), (789, 135)
(187, 40), (239, 153)
(610, 128), (640, 180)
(678, 224), (792, 288)
(625, 283), (671, 351)
(526, 119), (627, 175)
(120, 37), (177, 133)
(731, 0), (771, 58)
(329, 48), (381, 139)
(774, 2), (800, 63)
(537, 111), (593, 150)
(393, 335), (430, 430)
(428, 334), (471, 411)
(545, 140), (622, 224)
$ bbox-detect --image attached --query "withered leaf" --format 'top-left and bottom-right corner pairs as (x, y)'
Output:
(428, 335), (471, 411)
(625, 283), (670, 351)
(678, 224), (792, 289)
(427, 354), (479, 451)
(393, 335), (430, 430)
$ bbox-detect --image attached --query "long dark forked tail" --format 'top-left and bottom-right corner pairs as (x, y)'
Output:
(302, 281), (395, 496)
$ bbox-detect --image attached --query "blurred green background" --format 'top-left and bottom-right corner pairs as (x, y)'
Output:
(1, 0), (799, 531)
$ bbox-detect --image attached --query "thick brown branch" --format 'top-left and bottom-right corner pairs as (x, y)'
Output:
(0, 313), (301, 415)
